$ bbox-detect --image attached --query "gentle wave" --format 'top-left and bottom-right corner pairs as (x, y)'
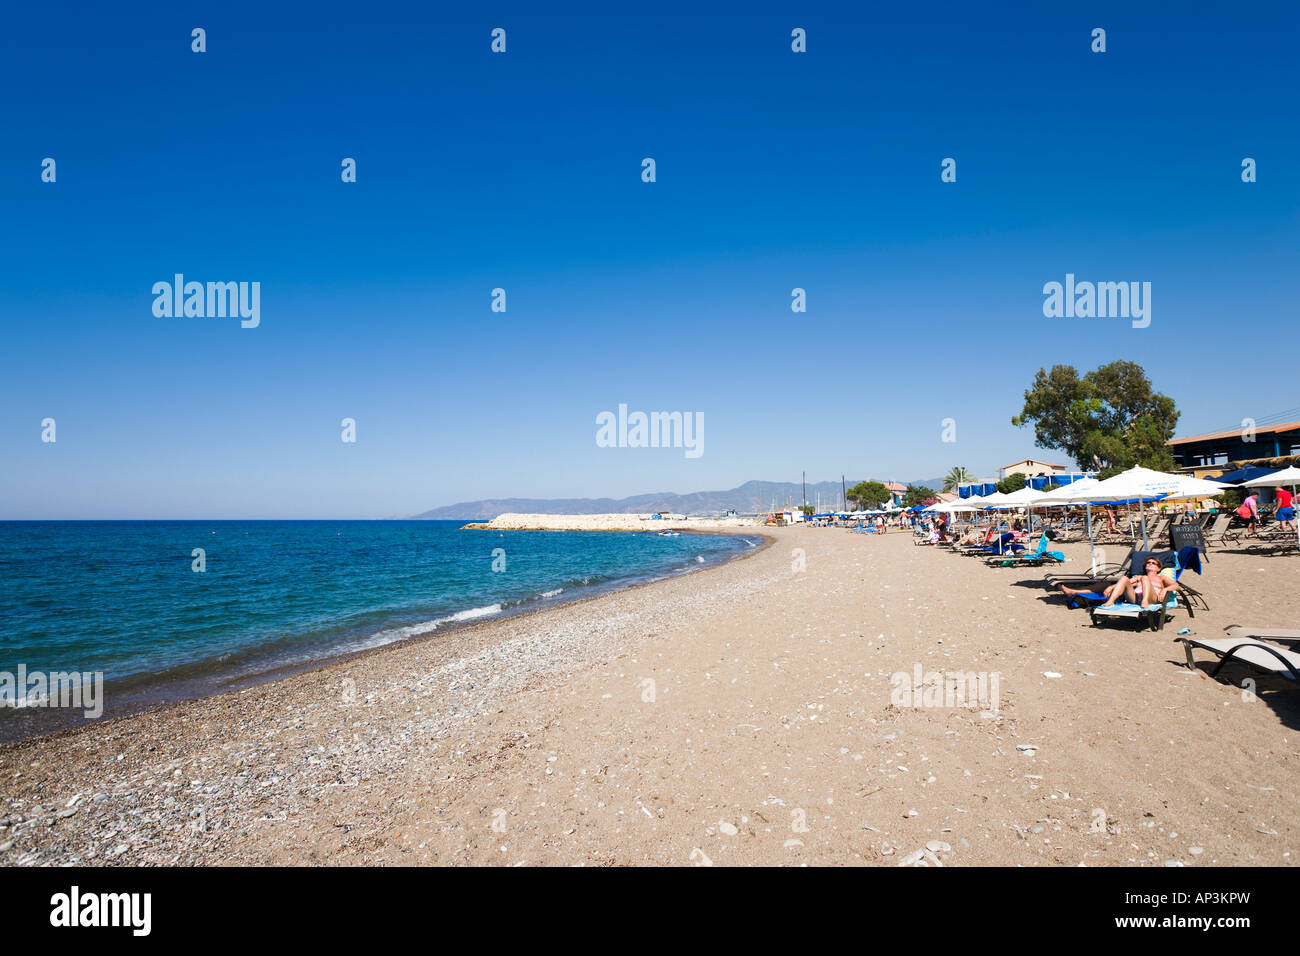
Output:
(347, 603), (504, 652)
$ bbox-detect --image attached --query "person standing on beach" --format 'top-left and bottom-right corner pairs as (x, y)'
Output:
(1276, 486), (1295, 533)
(1237, 492), (1260, 534)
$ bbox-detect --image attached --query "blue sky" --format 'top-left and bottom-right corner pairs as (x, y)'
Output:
(2, 1), (1297, 518)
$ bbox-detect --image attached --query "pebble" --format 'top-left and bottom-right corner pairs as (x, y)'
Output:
(718, 821), (738, 836)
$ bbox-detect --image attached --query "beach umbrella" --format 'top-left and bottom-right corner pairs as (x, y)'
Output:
(951, 494), (986, 529)
(1035, 477), (1100, 506)
(1237, 465), (1300, 549)
(1069, 466), (1230, 550)
(1236, 464), (1300, 486)
(1036, 477), (1102, 572)
(1082, 465), (1230, 502)
(979, 492), (1013, 509)
(997, 487), (1047, 506)
(995, 486), (1049, 533)
(977, 492), (1014, 526)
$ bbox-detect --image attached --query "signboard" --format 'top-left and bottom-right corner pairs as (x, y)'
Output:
(1170, 521), (1208, 560)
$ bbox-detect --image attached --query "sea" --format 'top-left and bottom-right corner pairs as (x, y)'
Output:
(0, 520), (760, 740)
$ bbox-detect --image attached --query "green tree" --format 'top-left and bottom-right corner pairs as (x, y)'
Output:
(995, 473), (1027, 494)
(799, 504), (814, 515)
(1216, 487), (1242, 512)
(942, 466), (974, 492)
(847, 480), (890, 510)
(904, 485), (937, 507)
(1040, 482), (1061, 493)
(1011, 361), (1179, 476)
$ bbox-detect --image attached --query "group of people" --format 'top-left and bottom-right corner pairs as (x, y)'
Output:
(1233, 486), (1295, 535)
(949, 517), (1030, 548)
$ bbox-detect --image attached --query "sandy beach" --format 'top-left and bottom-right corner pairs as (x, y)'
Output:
(2, 525), (1298, 867)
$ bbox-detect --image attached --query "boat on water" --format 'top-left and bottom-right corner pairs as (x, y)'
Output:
(657, 530), (681, 537)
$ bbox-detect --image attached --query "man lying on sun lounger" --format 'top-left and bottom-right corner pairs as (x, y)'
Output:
(1060, 556), (1178, 610)
(952, 527), (983, 547)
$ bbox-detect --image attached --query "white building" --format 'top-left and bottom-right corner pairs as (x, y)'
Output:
(1000, 459), (1066, 481)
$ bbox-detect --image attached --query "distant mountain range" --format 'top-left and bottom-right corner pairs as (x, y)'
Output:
(410, 478), (948, 520)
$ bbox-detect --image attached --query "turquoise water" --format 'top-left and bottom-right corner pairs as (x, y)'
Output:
(0, 520), (758, 729)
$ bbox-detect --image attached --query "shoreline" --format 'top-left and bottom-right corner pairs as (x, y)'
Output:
(463, 513), (765, 532)
(4, 527), (1298, 867)
(0, 528), (772, 749)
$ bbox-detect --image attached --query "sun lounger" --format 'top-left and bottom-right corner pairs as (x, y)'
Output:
(1223, 624), (1300, 645)
(967, 532), (1025, 557)
(1201, 514), (1239, 549)
(1089, 591), (1182, 631)
(1245, 528), (1299, 552)
(985, 533), (1065, 567)
(1068, 547), (1204, 629)
(955, 531), (1017, 555)
(1177, 636), (1300, 683)
(1060, 548), (1173, 599)
(1044, 546), (1134, 586)
(1092, 595), (1185, 632)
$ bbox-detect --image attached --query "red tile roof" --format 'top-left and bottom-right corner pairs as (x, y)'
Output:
(1167, 421), (1300, 446)
(1001, 459), (1064, 470)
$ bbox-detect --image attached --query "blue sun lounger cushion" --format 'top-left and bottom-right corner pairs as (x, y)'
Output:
(979, 531), (1023, 555)
(1064, 548), (1199, 609)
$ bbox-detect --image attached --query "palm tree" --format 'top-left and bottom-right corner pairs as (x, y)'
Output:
(942, 466), (974, 492)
